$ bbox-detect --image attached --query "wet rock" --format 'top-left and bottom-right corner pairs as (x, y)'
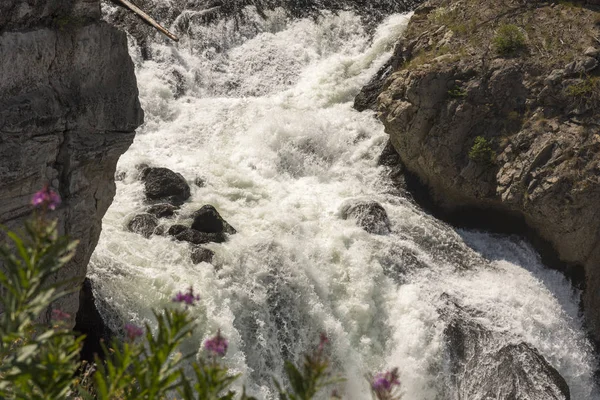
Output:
(75, 278), (114, 362)
(127, 214), (159, 238)
(191, 246), (215, 264)
(476, 343), (571, 400)
(141, 167), (191, 206)
(153, 225), (167, 236)
(354, 60), (393, 112)
(441, 297), (570, 400)
(168, 225), (226, 244)
(191, 205), (236, 234)
(194, 176), (206, 188)
(167, 224), (188, 236)
(146, 203), (179, 218)
(340, 201), (391, 234)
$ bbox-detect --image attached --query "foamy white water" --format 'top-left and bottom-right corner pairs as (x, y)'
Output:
(91, 8), (599, 399)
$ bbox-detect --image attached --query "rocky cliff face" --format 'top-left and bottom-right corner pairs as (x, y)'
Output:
(0, 0), (143, 326)
(371, 0), (600, 339)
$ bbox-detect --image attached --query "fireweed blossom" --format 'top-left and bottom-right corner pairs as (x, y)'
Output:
(318, 332), (329, 352)
(371, 368), (400, 400)
(31, 185), (61, 210)
(172, 286), (200, 306)
(124, 323), (144, 341)
(204, 330), (228, 357)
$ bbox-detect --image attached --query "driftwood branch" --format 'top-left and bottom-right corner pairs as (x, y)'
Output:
(113, 0), (179, 42)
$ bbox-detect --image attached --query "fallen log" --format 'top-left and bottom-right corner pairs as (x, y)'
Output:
(112, 0), (179, 42)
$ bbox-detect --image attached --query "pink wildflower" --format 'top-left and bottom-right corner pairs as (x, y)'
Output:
(31, 185), (61, 210)
(124, 323), (144, 341)
(204, 330), (228, 357)
(371, 368), (400, 399)
(172, 286), (200, 306)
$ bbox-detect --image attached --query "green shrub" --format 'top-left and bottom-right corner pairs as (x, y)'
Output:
(566, 76), (600, 107)
(469, 136), (496, 165)
(493, 24), (526, 56)
(448, 87), (467, 98)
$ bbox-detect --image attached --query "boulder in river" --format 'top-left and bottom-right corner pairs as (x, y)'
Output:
(141, 167), (191, 206)
(127, 213), (159, 238)
(191, 205), (236, 234)
(191, 246), (215, 264)
(146, 203), (179, 218)
(168, 225), (227, 245)
(340, 200), (391, 234)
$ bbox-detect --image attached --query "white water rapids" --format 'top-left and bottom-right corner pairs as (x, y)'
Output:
(90, 7), (599, 399)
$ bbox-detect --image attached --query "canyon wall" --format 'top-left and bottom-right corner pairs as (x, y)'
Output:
(0, 0), (143, 326)
(370, 0), (600, 339)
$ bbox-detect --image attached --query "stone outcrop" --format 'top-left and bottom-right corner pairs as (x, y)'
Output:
(372, 0), (600, 339)
(442, 296), (570, 400)
(0, 0), (143, 327)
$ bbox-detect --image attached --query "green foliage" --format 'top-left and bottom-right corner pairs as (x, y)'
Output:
(493, 24), (526, 56)
(468, 136), (496, 165)
(566, 76), (600, 107)
(86, 309), (195, 400)
(447, 87), (467, 99)
(0, 217), (81, 399)
(273, 339), (343, 400)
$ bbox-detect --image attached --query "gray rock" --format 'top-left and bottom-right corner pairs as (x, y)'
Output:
(584, 46), (600, 58)
(341, 201), (391, 234)
(142, 167), (191, 206)
(168, 224), (227, 244)
(194, 176), (206, 188)
(147, 203), (179, 218)
(0, 0), (143, 329)
(442, 297), (570, 400)
(127, 214), (159, 238)
(191, 205), (236, 234)
(167, 224), (189, 236)
(191, 246), (215, 264)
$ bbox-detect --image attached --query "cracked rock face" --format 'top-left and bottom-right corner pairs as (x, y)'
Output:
(0, 0), (143, 327)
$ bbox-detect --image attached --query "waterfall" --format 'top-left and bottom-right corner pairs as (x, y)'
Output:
(90, 5), (599, 399)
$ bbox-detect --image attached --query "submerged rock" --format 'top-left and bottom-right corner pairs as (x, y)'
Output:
(340, 200), (391, 234)
(194, 176), (206, 188)
(127, 213), (159, 238)
(191, 205), (236, 234)
(146, 203), (179, 218)
(191, 246), (215, 264)
(168, 225), (226, 245)
(141, 167), (191, 206)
